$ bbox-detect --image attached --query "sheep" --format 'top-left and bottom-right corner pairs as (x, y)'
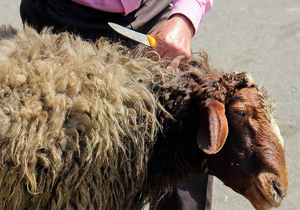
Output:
(0, 25), (288, 210)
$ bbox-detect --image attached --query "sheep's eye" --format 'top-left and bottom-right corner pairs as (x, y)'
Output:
(235, 110), (246, 117)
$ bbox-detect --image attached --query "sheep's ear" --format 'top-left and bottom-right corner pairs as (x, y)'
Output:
(197, 99), (228, 154)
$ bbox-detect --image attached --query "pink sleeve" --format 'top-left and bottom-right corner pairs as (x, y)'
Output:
(169, 0), (213, 35)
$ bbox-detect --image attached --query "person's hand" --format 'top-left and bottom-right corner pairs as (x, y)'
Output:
(150, 14), (195, 69)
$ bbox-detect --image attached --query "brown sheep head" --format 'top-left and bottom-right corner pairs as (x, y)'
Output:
(194, 72), (288, 210)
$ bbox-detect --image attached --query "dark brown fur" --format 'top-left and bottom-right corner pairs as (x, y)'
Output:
(143, 69), (288, 210)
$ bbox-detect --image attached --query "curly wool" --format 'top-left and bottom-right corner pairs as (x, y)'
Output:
(0, 26), (180, 210)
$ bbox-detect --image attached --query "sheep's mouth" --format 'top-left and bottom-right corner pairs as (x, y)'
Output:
(253, 178), (284, 208)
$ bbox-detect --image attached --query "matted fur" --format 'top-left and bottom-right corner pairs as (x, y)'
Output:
(0, 26), (172, 209)
(0, 25), (282, 210)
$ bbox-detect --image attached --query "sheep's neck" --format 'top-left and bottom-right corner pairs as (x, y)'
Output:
(147, 88), (207, 191)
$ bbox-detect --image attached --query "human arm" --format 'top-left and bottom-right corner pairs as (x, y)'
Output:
(150, 0), (213, 69)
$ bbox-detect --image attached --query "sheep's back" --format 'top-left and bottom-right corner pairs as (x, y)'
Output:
(0, 26), (171, 210)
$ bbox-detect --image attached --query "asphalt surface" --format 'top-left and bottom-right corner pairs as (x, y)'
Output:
(1, 1), (299, 209)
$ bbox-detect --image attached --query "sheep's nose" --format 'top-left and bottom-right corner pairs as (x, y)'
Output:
(272, 180), (287, 204)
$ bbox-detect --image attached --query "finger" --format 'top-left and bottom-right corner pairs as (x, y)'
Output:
(153, 40), (167, 57)
(180, 57), (189, 65)
(169, 55), (185, 69)
(160, 50), (175, 66)
(162, 50), (186, 69)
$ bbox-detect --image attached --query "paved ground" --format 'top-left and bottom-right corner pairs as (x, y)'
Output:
(1, 1), (299, 209)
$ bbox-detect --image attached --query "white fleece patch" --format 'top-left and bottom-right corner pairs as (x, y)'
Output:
(271, 120), (284, 147)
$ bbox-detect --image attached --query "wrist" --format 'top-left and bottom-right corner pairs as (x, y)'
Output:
(169, 14), (195, 37)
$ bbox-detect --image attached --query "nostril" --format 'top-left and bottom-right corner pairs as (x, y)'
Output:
(272, 180), (286, 199)
(272, 181), (281, 198)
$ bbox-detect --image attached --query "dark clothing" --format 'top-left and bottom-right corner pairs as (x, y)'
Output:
(155, 175), (213, 210)
(20, 1), (213, 209)
(20, 0), (172, 43)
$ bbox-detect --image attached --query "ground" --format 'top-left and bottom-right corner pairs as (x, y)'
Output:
(1, 1), (299, 209)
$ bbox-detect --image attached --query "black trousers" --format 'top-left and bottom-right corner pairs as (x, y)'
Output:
(20, 1), (213, 209)
(155, 175), (213, 210)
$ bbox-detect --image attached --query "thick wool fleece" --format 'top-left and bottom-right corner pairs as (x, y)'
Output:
(0, 26), (177, 210)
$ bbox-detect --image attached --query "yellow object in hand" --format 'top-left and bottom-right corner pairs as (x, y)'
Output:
(147, 35), (158, 47)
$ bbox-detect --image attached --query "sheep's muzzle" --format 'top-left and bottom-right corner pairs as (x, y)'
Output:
(251, 168), (288, 209)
